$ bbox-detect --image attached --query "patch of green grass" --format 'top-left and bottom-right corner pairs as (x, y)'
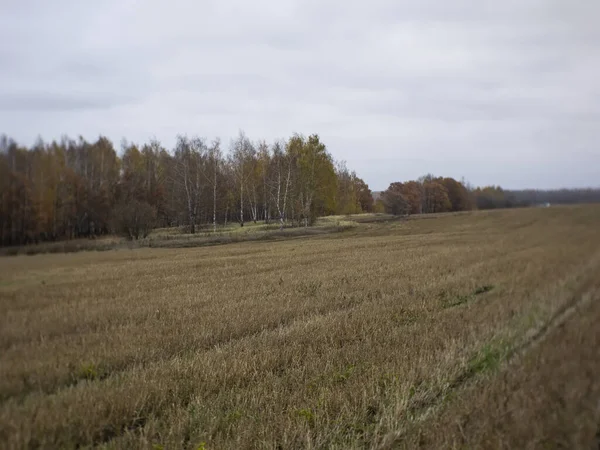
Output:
(474, 285), (494, 295)
(332, 365), (356, 383)
(76, 363), (100, 381)
(442, 294), (473, 308)
(442, 389), (457, 405)
(468, 341), (509, 375)
(224, 409), (243, 423)
(295, 408), (315, 426)
(442, 285), (495, 308)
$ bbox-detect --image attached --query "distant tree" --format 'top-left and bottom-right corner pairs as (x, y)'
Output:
(473, 186), (515, 210)
(382, 182), (410, 215)
(206, 139), (221, 233)
(120, 143), (145, 202)
(373, 199), (386, 214)
(381, 175), (471, 215)
(401, 181), (423, 214)
(291, 134), (337, 225)
(229, 131), (254, 227)
(269, 140), (293, 230)
(420, 176), (451, 213)
(335, 161), (361, 215)
(112, 199), (156, 240)
(256, 140), (271, 223)
(439, 177), (472, 212)
(0, 131), (371, 246)
(506, 188), (600, 206)
(173, 136), (206, 234)
(355, 176), (374, 213)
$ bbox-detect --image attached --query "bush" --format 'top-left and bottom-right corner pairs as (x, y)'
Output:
(112, 200), (157, 240)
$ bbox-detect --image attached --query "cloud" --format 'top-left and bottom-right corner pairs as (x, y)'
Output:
(0, 0), (598, 190)
(0, 91), (138, 112)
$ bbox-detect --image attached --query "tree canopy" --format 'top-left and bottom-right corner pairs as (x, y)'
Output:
(0, 133), (373, 245)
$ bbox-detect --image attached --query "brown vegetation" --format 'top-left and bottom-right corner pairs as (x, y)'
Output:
(1, 205), (599, 449)
(0, 133), (372, 246)
(0, 217), (357, 257)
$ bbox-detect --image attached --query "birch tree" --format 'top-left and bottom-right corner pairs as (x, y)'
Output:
(0, 132), (381, 245)
(229, 131), (253, 227)
(174, 136), (206, 234)
(200, 138), (221, 233)
(268, 140), (292, 230)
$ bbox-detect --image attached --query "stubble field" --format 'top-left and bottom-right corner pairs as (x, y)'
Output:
(1, 205), (600, 449)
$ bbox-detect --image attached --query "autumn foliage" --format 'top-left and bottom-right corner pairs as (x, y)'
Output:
(381, 174), (472, 215)
(0, 133), (373, 246)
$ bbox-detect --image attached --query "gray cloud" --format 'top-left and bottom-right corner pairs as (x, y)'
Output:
(1, 0), (599, 190)
(0, 91), (136, 112)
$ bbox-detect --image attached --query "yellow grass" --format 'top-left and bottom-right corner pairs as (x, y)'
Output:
(1, 205), (599, 449)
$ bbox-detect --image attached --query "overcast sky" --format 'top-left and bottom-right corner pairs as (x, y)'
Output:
(1, 0), (598, 190)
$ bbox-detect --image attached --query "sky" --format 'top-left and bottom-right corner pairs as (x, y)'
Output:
(1, 0), (599, 191)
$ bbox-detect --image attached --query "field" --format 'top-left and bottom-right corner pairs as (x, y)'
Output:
(1, 205), (600, 449)
(0, 218), (357, 257)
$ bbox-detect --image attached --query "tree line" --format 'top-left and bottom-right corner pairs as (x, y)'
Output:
(378, 175), (473, 215)
(469, 186), (600, 209)
(378, 176), (600, 215)
(0, 132), (374, 246)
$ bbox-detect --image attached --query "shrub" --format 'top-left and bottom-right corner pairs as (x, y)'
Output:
(112, 200), (157, 240)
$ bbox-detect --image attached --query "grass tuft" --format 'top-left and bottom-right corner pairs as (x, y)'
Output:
(474, 285), (495, 295)
(295, 408), (315, 426)
(442, 284), (496, 308)
(468, 341), (508, 375)
(77, 362), (99, 381)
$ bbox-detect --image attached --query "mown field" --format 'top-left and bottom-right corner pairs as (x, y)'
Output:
(1, 205), (600, 449)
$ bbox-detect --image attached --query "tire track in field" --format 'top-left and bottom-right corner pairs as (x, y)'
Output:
(378, 254), (600, 449)
(74, 256), (600, 449)
(0, 288), (370, 404)
(1, 238), (491, 404)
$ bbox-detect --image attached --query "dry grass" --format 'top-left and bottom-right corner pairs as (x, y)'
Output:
(0, 218), (356, 257)
(392, 270), (600, 450)
(1, 205), (599, 449)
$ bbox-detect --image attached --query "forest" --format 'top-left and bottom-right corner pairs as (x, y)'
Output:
(2, 132), (599, 247)
(0, 133), (374, 246)
(378, 178), (600, 215)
